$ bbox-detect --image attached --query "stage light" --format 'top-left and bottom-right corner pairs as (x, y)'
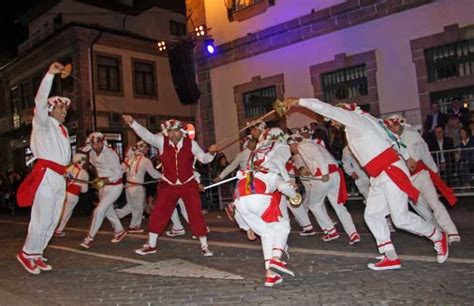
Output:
(157, 41), (166, 51)
(194, 25), (206, 37)
(205, 39), (215, 54)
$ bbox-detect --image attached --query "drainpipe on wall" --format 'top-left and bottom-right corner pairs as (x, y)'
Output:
(89, 31), (103, 132)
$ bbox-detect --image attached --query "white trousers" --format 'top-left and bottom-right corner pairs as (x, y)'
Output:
(115, 186), (146, 228)
(307, 172), (357, 235)
(284, 196), (312, 229)
(170, 199), (189, 230)
(88, 184), (124, 237)
(23, 170), (66, 257)
(56, 193), (79, 232)
(364, 161), (435, 253)
(355, 177), (370, 199)
(235, 194), (290, 265)
(412, 170), (458, 235)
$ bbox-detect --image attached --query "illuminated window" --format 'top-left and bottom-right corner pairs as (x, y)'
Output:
(321, 65), (368, 101)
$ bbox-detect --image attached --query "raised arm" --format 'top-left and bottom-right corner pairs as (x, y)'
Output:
(191, 140), (215, 164)
(218, 151), (243, 179)
(125, 116), (164, 151)
(298, 98), (364, 129)
(33, 63), (63, 126)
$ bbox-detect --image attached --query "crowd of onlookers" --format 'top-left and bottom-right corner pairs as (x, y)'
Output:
(422, 99), (474, 187)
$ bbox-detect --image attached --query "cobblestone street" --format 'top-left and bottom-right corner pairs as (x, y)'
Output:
(0, 199), (473, 305)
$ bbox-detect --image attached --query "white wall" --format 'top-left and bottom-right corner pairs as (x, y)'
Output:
(204, 0), (344, 44)
(208, 0), (474, 157)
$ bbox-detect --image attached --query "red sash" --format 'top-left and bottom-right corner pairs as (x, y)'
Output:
(237, 178), (282, 223)
(17, 159), (66, 207)
(364, 148), (420, 202)
(66, 184), (81, 196)
(411, 161), (457, 206)
(315, 164), (348, 205)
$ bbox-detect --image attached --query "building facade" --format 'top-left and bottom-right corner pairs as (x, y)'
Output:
(189, 0), (474, 158)
(0, 0), (192, 172)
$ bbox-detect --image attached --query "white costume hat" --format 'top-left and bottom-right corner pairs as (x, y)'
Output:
(265, 127), (288, 143)
(385, 114), (407, 127)
(160, 119), (185, 136)
(86, 132), (106, 144)
(47, 96), (71, 112)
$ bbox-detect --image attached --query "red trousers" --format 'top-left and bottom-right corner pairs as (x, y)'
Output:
(149, 181), (208, 236)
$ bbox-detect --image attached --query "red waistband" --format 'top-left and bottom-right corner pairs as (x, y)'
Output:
(36, 159), (67, 175)
(314, 164), (339, 177)
(66, 184), (81, 196)
(363, 148), (400, 178)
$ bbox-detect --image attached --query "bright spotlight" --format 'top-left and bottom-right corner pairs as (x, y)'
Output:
(205, 39), (215, 55)
(157, 41), (166, 51)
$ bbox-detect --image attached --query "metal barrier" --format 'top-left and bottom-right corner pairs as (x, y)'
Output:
(203, 147), (474, 209)
(430, 147), (474, 195)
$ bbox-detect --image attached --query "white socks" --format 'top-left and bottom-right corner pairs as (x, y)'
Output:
(148, 233), (158, 247)
(199, 236), (208, 248)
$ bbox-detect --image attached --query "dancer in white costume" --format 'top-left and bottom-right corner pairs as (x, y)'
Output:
(286, 98), (449, 270)
(16, 62), (71, 274)
(234, 128), (297, 287)
(288, 135), (360, 245)
(211, 135), (258, 240)
(115, 141), (161, 232)
(80, 132), (127, 249)
(55, 153), (89, 236)
(385, 115), (460, 244)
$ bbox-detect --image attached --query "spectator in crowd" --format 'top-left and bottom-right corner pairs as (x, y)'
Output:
(429, 125), (455, 185)
(329, 128), (344, 161)
(447, 98), (470, 126)
(310, 121), (329, 148)
(424, 101), (448, 133)
(444, 115), (463, 148)
(458, 127), (474, 186)
(211, 153), (229, 179)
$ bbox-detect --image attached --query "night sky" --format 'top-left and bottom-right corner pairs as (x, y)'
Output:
(0, 0), (185, 63)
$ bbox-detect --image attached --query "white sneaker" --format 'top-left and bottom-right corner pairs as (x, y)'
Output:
(448, 234), (461, 245)
(201, 245), (214, 257)
(166, 229), (185, 237)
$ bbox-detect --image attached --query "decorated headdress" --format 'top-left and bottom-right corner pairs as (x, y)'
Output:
(384, 114), (406, 127)
(160, 119), (185, 136)
(86, 132), (106, 144)
(47, 96), (71, 112)
(265, 127), (288, 143)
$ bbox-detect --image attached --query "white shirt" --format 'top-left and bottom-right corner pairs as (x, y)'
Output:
(297, 140), (337, 176)
(125, 153), (161, 184)
(130, 121), (215, 164)
(30, 73), (71, 166)
(342, 146), (369, 180)
(299, 98), (408, 167)
(89, 146), (123, 182)
(218, 148), (252, 179)
(400, 126), (438, 172)
(250, 141), (292, 182)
